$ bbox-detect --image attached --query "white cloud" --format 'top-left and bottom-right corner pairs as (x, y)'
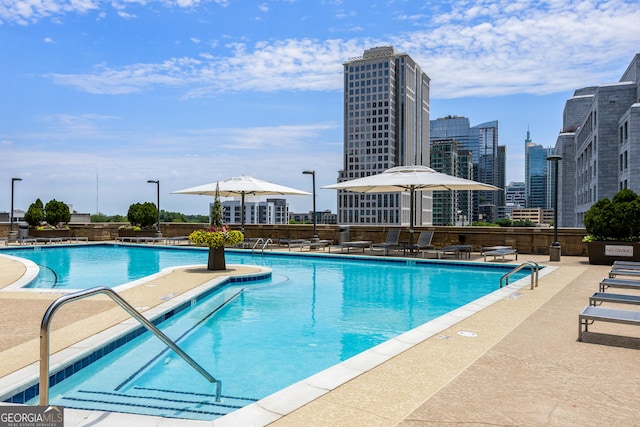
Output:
(258, 3), (269, 13)
(43, 37), (54, 43)
(16, 0), (640, 100)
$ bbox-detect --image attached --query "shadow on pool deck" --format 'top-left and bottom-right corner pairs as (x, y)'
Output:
(1, 248), (639, 426)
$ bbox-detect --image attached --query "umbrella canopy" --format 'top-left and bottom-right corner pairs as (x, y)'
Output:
(172, 175), (310, 230)
(323, 165), (499, 247)
(323, 165), (499, 193)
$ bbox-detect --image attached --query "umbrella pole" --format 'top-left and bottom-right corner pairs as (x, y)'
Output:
(409, 187), (415, 251)
(241, 193), (245, 232)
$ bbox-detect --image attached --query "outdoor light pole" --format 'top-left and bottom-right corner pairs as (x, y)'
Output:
(303, 170), (318, 240)
(9, 177), (22, 241)
(547, 154), (562, 261)
(147, 180), (162, 237)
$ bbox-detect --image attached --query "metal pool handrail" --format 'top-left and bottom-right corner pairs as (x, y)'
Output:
(500, 261), (539, 290)
(39, 286), (221, 405)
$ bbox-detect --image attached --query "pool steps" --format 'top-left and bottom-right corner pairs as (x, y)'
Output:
(61, 387), (258, 419)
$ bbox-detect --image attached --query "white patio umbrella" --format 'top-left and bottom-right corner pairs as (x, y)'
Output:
(323, 165), (499, 248)
(172, 175), (310, 231)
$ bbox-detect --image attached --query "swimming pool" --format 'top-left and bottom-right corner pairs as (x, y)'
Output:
(1, 245), (532, 421)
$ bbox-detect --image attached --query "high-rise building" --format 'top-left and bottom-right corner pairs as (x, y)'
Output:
(430, 140), (459, 225)
(554, 53), (640, 227)
(524, 130), (554, 209)
(430, 116), (504, 222)
(336, 46), (431, 225)
(429, 139), (474, 225)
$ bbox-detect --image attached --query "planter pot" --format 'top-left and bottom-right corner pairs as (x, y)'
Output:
(118, 230), (157, 238)
(208, 246), (226, 271)
(31, 229), (70, 238)
(587, 241), (640, 265)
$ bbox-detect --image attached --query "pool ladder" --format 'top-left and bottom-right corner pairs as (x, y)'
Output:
(500, 261), (539, 290)
(251, 237), (273, 254)
(39, 286), (222, 406)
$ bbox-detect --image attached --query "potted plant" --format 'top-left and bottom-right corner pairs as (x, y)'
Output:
(188, 184), (244, 270)
(583, 188), (640, 265)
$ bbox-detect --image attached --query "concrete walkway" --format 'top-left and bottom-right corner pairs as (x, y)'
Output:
(1, 248), (639, 426)
(270, 255), (640, 427)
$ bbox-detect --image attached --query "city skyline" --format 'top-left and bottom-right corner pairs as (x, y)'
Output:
(2, 1), (639, 216)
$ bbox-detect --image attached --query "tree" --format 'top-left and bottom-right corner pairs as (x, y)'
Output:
(24, 199), (45, 227)
(127, 202), (158, 228)
(495, 218), (512, 227)
(584, 188), (640, 240)
(44, 199), (71, 226)
(210, 184), (223, 228)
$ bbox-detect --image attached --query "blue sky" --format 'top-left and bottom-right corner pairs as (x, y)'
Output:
(1, 0), (639, 216)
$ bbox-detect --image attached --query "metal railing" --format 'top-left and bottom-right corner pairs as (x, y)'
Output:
(39, 286), (221, 405)
(500, 261), (539, 290)
(251, 237), (272, 254)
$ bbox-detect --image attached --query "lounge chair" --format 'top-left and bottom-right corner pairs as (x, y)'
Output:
(484, 248), (517, 262)
(333, 241), (372, 253)
(609, 269), (640, 278)
(411, 231), (434, 253)
(423, 245), (472, 259)
(589, 292), (640, 306)
(599, 277), (640, 292)
(612, 260), (640, 269)
(370, 228), (401, 256)
(578, 305), (640, 341)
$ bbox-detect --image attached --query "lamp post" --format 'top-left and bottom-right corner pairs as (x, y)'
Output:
(302, 170), (317, 240)
(147, 180), (162, 237)
(547, 154), (562, 261)
(9, 177), (22, 241)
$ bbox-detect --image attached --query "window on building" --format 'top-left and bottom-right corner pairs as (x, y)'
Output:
(620, 153), (624, 171)
(624, 121), (628, 140)
(624, 151), (628, 169)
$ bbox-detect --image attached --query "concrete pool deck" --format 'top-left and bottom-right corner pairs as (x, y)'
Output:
(1, 247), (639, 426)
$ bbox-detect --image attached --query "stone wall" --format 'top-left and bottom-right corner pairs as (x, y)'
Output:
(0, 223), (589, 256)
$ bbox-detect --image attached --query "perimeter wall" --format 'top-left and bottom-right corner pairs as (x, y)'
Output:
(0, 223), (588, 256)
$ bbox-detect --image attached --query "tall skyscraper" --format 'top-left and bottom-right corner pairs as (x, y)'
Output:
(554, 53), (640, 227)
(524, 130), (553, 209)
(336, 46), (431, 225)
(430, 139), (459, 225)
(430, 116), (503, 222)
(429, 139), (474, 225)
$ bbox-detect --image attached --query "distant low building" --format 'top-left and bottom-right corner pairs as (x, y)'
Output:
(511, 207), (554, 225)
(0, 210), (24, 223)
(289, 210), (338, 225)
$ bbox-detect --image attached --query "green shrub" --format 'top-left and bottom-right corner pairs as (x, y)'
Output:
(127, 202), (158, 228)
(583, 188), (640, 241)
(44, 199), (71, 227)
(24, 199), (45, 227)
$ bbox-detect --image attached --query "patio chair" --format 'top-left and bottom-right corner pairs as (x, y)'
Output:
(370, 228), (401, 256)
(413, 231), (435, 251)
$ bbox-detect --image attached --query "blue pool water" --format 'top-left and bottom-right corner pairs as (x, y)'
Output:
(2, 245), (529, 420)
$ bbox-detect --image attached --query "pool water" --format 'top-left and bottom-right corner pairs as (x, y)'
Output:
(2, 245), (529, 420)
(1, 245), (215, 289)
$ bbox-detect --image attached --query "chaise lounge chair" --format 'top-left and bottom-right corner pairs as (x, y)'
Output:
(599, 277), (640, 292)
(411, 231), (435, 253)
(578, 305), (640, 341)
(370, 228), (401, 256)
